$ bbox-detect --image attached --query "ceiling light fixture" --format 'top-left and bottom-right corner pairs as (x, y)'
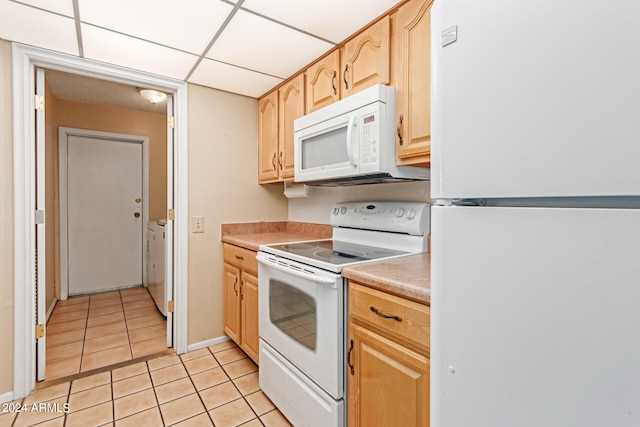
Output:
(138, 88), (167, 104)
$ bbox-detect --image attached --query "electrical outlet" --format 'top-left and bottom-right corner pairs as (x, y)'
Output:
(192, 216), (204, 233)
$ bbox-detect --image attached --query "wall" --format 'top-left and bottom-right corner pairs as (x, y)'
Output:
(187, 84), (288, 345)
(288, 181), (431, 224)
(0, 40), (14, 397)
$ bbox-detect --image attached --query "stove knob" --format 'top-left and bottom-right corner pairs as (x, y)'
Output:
(340, 207), (347, 215)
(407, 209), (416, 220)
(333, 207), (340, 215)
(395, 208), (405, 217)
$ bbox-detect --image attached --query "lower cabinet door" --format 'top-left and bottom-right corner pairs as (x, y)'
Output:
(241, 271), (260, 363)
(348, 323), (430, 427)
(223, 263), (241, 343)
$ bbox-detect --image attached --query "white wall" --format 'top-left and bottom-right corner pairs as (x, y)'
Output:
(288, 180), (431, 224)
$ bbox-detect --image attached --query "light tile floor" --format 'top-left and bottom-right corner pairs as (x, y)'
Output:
(45, 287), (169, 381)
(1, 342), (292, 427)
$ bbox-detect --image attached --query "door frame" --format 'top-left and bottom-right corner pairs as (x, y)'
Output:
(12, 43), (189, 399)
(58, 127), (150, 299)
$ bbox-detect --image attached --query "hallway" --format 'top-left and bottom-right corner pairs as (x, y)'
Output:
(46, 287), (168, 380)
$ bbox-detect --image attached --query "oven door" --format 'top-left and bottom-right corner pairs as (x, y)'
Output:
(257, 252), (345, 399)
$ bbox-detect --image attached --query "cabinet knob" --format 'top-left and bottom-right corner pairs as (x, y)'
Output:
(343, 65), (349, 90)
(397, 114), (404, 146)
(331, 70), (337, 96)
(347, 339), (355, 375)
(134, 212), (141, 218)
(370, 306), (403, 322)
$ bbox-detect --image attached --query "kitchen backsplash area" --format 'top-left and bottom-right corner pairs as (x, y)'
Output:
(288, 181), (430, 224)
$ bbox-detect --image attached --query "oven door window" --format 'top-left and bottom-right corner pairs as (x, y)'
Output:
(269, 279), (317, 350)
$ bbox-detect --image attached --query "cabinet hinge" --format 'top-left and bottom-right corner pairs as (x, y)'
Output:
(34, 95), (44, 111)
(36, 323), (45, 339)
(167, 208), (174, 220)
(167, 300), (175, 313)
(168, 116), (175, 128)
(35, 210), (45, 224)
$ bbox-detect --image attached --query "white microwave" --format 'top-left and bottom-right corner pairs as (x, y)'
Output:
(294, 84), (429, 186)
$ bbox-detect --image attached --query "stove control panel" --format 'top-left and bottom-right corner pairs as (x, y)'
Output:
(330, 201), (430, 236)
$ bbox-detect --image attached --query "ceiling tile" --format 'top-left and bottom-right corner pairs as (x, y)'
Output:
(188, 58), (283, 98)
(0, 1), (78, 55)
(14, 0), (74, 16)
(242, 0), (400, 44)
(206, 9), (333, 79)
(81, 24), (198, 80)
(78, 0), (234, 54)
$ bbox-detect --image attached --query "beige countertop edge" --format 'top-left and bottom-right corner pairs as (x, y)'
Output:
(342, 253), (431, 305)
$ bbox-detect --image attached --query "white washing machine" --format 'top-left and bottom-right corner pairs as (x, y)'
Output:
(149, 220), (167, 316)
(144, 222), (156, 288)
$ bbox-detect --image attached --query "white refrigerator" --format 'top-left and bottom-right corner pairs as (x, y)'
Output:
(430, 1), (640, 426)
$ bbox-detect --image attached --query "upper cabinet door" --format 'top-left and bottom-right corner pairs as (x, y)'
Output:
(305, 50), (341, 113)
(258, 91), (279, 183)
(394, 0), (433, 167)
(279, 74), (305, 181)
(342, 16), (390, 98)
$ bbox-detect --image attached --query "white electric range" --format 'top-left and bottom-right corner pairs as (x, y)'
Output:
(257, 201), (430, 427)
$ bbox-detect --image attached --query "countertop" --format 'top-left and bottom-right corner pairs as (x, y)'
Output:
(341, 253), (430, 305)
(222, 221), (429, 304)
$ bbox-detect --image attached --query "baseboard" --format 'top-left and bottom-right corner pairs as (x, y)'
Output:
(0, 391), (15, 404)
(46, 298), (58, 322)
(186, 335), (230, 353)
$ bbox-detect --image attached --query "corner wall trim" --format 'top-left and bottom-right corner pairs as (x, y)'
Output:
(186, 336), (231, 353)
(0, 391), (15, 405)
(46, 298), (57, 322)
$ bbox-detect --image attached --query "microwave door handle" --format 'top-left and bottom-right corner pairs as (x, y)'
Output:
(257, 254), (338, 288)
(346, 115), (357, 166)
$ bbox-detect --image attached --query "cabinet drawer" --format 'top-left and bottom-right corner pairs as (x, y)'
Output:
(223, 243), (258, 273)
(349, 281), (430, 352)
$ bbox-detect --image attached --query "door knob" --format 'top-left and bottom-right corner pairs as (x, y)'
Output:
(134, 212), (141, 218)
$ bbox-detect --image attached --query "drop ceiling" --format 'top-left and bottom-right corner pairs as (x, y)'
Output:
(0, 0), (401, 100)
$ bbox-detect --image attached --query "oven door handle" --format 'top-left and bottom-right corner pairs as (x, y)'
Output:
(257, 254), (338, 288)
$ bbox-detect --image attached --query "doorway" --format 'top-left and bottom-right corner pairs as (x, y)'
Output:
(13, 44), (189, 398)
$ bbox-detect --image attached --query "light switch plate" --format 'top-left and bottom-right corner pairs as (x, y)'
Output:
(192, 216), (204, 233)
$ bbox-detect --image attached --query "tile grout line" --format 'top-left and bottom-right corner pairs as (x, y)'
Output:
(146, 357), (168, 427)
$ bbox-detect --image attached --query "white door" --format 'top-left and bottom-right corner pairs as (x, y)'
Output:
(165, 95), (175, 348)
(431, 205), (640, 427)
(63, 133), (144, 295)
(35, 67), (46, 381)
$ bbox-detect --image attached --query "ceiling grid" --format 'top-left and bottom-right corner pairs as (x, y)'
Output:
(1, 0), (400, 98)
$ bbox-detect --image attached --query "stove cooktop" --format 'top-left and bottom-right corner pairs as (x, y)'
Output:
(265, 239), (409, 267)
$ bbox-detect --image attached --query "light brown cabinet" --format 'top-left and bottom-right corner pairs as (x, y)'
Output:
(258, 91), (279, 183)
(306, 16), (391, 113)
(258, 73), (304, 183)
(348, 281), (430, 427)
(393, 0), (434, 167)
(343, 15), (391, 98)
(223, 243), (259, 363)
(305, 50), (341, 113)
